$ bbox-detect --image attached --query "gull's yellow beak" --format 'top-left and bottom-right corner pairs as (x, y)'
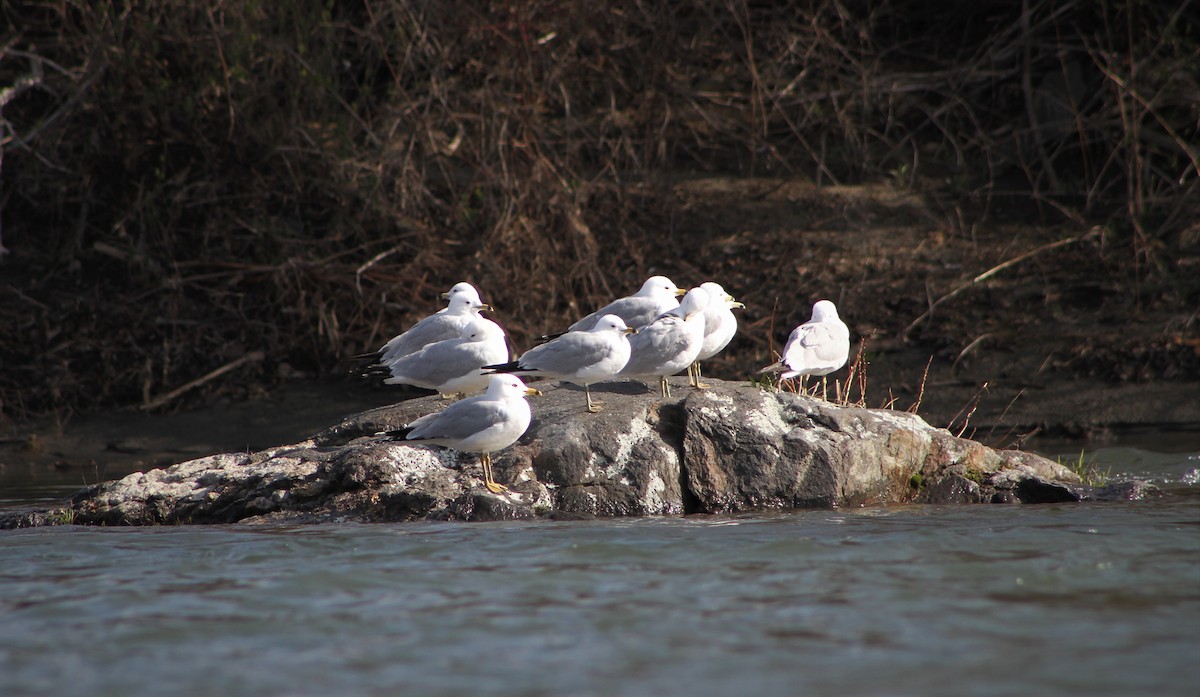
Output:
(731, 300), (746, 309)
(625, 327), (637, 335)
(674, 288), (688, 297)
(479, 303), (495, 312)
(525, 387), (542, 396)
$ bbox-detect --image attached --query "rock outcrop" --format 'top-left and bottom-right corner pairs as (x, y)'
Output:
(3, 379), (1150, 528)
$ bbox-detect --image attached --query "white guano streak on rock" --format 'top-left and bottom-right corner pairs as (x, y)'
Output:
(589, 417), (669, 484)
(642, 469), (670, 513)
(383, 445), (456, 486)
(700, 390), (791, 438)
(869, 408), (935, 434)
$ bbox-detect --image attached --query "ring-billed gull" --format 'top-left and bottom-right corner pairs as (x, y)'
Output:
(759, 299), (849, 399)
(618, 286), (711, 398)
(379, 316), (510, 399)
(689, 281), (745, 388)
(381, 374), (540, 493)
(485, 314), (635, 413)
(566, 275), (685, 333)
(374, 282), (493, 365)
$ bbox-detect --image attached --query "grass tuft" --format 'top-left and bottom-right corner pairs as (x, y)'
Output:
(1060, 451), (1113, 487)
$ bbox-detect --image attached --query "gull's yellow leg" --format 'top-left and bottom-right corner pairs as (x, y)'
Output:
(585, 384), (604, 413)
(481, 452), (507, 493)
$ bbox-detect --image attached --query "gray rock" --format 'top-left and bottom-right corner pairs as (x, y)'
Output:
(1081, 480), (1162, 502)
(5, 378), (1117, 528)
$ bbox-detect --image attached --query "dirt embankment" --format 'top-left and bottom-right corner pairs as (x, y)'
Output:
(2, 0), (1197, 453)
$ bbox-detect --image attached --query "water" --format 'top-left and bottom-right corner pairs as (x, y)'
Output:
(2, 447), (1198, 696)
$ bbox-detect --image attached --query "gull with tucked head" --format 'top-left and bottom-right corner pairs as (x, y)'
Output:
(759, 299), (850, 399)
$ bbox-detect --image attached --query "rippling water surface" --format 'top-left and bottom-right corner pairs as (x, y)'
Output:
(2, 447), (1199, 697)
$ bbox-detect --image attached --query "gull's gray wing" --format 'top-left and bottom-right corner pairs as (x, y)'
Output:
(785, 321), (848, 368)
(569, 297), (659, 332)
(801, 322), (848, 363)
(519, 332), (615, 377)
(620, 317), (690, 375)
(385, 340), (477, 388)
(406, 397), (510, 442)
(379, 314), (467, 364)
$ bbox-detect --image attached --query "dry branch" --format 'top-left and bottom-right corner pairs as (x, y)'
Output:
(140, 352), (266, 412)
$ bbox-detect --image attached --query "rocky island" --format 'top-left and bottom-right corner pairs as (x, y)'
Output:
(2, 379), (1155, 529)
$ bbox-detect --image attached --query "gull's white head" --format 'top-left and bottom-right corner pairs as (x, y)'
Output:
(811, 300), (839, 322)
(443, 282), (487, 309)
(485, 374), (540, 398)
(593, 314), (636, 335)
(445, 289), (492, 316)
(700, 281), (745, 309)
(678, 286), (712, 318)
(636, 275), (684, 299)
(459, 317), (505, 342)
(442, 282), (479, 300)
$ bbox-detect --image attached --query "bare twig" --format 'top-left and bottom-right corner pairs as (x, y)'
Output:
(904, 232), (1090, 337)
(949, 381), (989, 438)
(907, 356), (932, 413)
(140, 352), (265, 411)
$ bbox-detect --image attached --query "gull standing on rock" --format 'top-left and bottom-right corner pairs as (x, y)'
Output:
(759, 299), (850, 399)
(373, 282), (493, 365)
(381, 374), (540, 493)
(484, 315), (636, 413)
(378, 316), (510, 399)
(566, 275), (686, 333)
(618, 286), (711, 398)
(690, 281), (746, 388)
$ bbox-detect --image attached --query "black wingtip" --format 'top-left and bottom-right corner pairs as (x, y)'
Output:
(359, 364), (393, 380)
(342, 349), (382, 373)
(378, 425), (414, 440)
(481, 360), (522, 374)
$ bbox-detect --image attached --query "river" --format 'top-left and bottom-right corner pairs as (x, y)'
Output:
(1, 441), (1197, 697)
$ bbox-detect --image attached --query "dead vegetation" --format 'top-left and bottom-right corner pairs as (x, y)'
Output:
(1, 0), (1197, 422)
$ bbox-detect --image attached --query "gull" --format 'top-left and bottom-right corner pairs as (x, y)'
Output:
(618, 286), (711, 398)
(379, 316), (510, 399)
(566, 275), (685, 333)
(759, 299), (850, 399)
(485, 315), (635, 413)
(374, 282), (493, 365)
(381, 374), (540, 493)
(689, 281), (746, 388)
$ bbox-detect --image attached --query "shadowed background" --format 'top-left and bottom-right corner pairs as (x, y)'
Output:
(2, 0), (1197, 428)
